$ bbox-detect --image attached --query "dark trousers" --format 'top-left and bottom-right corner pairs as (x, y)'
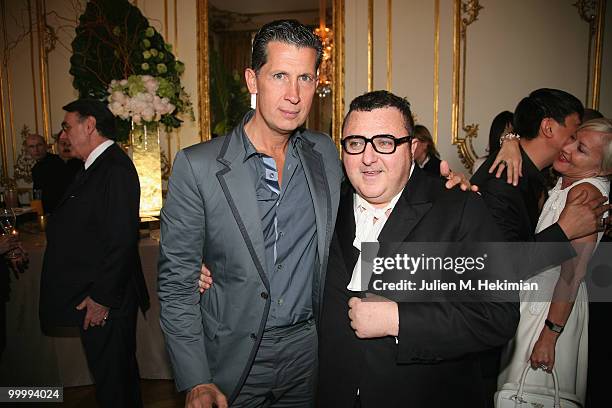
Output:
(480, 347), (501, 408)
(79, 292), (142, 408)
(586, 237), (612, 407)
(232, 319), (317, 408)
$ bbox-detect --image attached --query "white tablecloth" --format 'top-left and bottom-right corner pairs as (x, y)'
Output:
(0, 231), (174, 386)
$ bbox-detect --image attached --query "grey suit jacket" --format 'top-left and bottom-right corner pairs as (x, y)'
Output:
(158, 111), (342, 401)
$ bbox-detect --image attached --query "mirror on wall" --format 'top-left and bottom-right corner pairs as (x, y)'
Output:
(204, 0), (338, 139)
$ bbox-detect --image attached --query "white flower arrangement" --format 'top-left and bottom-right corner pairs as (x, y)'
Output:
(107, 75), (176, 125)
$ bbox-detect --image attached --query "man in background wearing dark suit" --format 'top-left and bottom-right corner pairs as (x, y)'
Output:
(27, 133), (67, 214)
(55, 128), (83, 184)
(317, 90), (519, 407)
(39, 99), (149, 408)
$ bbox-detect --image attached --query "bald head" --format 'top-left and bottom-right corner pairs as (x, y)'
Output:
(26, 134), (47, 161)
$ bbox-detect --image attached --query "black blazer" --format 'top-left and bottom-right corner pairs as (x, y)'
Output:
(32, 153), (70, 214)
(421, 154), (441, 177)
(39, 143), (148, 329)
(317, 168), (519, 408)
(471, 149), (574, 276)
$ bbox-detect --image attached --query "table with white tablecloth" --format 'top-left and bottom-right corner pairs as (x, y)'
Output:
(0, 231), (174, 386)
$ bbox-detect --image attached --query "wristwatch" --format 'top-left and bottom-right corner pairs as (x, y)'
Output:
(545, 319), (564, 334)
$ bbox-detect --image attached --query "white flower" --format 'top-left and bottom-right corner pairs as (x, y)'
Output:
(142, 107), (155, 122)
(106, 74), (186, 125)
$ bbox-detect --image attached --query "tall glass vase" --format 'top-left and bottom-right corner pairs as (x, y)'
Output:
(130, 121), (163, 217)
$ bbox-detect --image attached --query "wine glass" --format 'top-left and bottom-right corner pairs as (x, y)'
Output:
(0, 208), (21, 259)
(0, 208), (16, 235)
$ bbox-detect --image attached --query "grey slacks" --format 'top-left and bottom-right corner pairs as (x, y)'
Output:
(232, 319), (317, 408)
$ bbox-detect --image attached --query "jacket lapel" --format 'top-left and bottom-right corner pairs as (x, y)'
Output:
(297, 136), (332, 312)
(297, 138), (331, 272)
(216, 127), (270, 291)
(55, 143), (116, 209)
(377, 167), (433, 256)
(336, 182), (359, 277)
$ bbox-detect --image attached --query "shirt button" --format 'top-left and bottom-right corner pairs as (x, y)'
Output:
(250, 333), (257, 340)
(260, 292), (269, 299)
(278, 299), (283, 305)
(277, 264), (282, 270)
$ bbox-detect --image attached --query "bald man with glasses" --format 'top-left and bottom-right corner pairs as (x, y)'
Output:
(317, 90), (519, 408)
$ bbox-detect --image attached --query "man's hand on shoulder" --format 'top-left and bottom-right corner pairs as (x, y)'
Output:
(558, 186), (610, 240)
(348, 295), (399, 338)
(440, 160), (479, 192)
(186, 383), (228, 408)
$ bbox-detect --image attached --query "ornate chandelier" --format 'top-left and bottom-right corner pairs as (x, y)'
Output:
(314, 25), (333, 98)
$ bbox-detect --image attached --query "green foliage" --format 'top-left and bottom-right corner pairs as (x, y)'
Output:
(209, 50), (251, 136)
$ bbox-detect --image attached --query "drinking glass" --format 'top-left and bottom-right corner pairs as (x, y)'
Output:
(0, 208), (22, 259)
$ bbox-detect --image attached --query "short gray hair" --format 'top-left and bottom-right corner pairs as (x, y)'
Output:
(578, 118), (612, 175)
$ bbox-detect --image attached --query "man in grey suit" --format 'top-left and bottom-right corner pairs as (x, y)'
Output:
(158, 20), (342, 407)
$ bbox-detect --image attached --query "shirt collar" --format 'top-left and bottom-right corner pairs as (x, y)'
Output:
(418, 155), (430, 169)
(84, 139), (114, 169)
(241, 123), (303, 162)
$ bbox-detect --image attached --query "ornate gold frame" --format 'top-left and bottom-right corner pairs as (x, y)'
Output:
(196, 0), (345, 146)
(196, 0), (211, 142)
(453, 0), (607, 170)
(332, 0), (345, 148)
(35, 0), (51, 143)
(433, 0), (440, 145)
(451, 0), (482, 170)
(386, 0), (392, 91)
(574, 0), (606, 108)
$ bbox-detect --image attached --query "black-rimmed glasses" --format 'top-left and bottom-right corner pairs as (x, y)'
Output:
(341, 134), (412, 155)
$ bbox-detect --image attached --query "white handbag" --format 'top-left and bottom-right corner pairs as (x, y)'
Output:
(494, 365), (582, 408)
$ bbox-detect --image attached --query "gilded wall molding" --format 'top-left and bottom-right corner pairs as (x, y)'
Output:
(367, 0), (373, 92)
(332, 0), (345, 149)
(27, 0), (39, 134)
(0, 62), (8, 182)
(173, 0), (178, 55)
(573, 0), (606, 107)
(196, 0), (210, 142)
(35, 0), (51, 143)
(590, 0), (605, 109)
(433, 0), (439, 145)
(451, 0), (482, 170)
(164, 0), (168, 39)
(386, 0), (392, 91)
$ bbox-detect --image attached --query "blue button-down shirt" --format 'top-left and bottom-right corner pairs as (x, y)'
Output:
(242, 129), (317, 328)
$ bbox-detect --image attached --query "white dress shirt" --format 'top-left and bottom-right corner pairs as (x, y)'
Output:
(347, 163), (415, 292)
(84, 139), (114, 170)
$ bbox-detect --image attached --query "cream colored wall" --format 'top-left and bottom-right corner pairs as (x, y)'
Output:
(600, 2), (612, 117)
(343, 0), (611, 172)
(136, 0), (201, 153)
(1, 0), (610, 189)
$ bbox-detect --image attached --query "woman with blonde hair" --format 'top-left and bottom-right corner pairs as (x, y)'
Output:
(497, 118), (612, 406)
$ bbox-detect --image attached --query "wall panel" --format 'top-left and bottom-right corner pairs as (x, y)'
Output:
(343, 0), (610, 171)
